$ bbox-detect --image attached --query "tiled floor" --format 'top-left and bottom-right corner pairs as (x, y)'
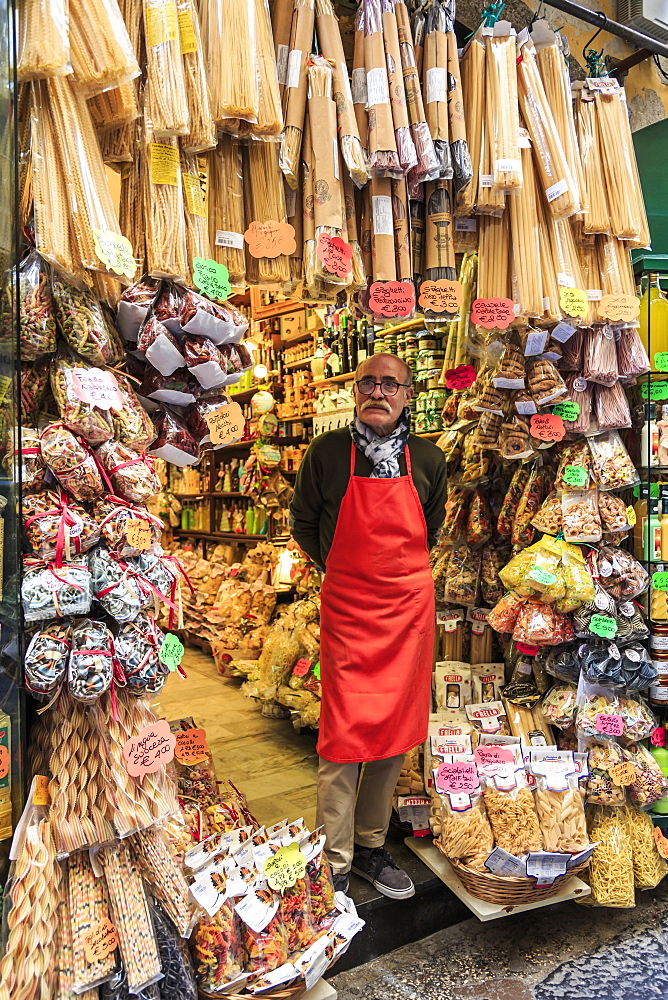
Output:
(154, 646), (319, 829)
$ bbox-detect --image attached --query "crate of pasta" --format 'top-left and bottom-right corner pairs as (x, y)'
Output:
(431, 740), (596, 905)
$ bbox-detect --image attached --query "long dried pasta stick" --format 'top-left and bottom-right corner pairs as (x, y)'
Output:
(575, 87), (610, 234)
(178, 0), (217, 150)
(143, 0), (190, 136)
(97, 0), (143, 161)
(456, 31), (484, 215)
(200, 0), (258, 125)
(423, 0), (451, 178)
(208, 136), (246, 286)
(143, 128), (188, 279)
(509, 134), (542, 318)
(424, 179), (455, 280)
(18, 0), (71, 81)
(279, 0), (315, 186)
(535, 172), (561, 323)
(68, 0), (140, 97)
(395, 0), (438, 180)
(365, 0), (402, 178)
(253, 0), (283, 136)
(182, 151), (211, 276)
(477, 209), (510, 300)
(382, 0), (417, 173)
(596, 233), (636, 297)
(595, 85), (650, 246)
(243, 140), (291, 286)
(487, 28), (521, 191)
(88, 83), (140, 134)
(119, 124), (146, 276)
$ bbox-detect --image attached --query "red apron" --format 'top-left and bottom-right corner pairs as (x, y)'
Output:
(318, 441), (435, 763)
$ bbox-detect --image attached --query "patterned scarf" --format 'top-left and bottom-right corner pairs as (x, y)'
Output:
(350, 407), (411, 478)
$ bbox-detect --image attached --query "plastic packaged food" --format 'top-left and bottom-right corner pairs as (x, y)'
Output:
(480, 545), (507, 606)
(24, 621), (71, 699)
(23, 490), (100, 560)
(280, 877), (315, 955)
(527, 357), (567, 405)
(116, 279), (160, 340)
(22, 558), (92, 622)
(442, 543), (481, 606)
(141, 365), (201, 406)
(513, 600), (574, 646)
(180, 291), (248, 344)
(182, 336), (233, 390)
(93, 497), (163, 557)
(51, 353), (116, 445)
(531, 491), (562, 536)
(307, 847), (338, 928)
(14, 250), (57, 359)
(90, 546), (147, 622)
(115, 614), (168, 696)
(622, 805), (667, 888)
(68, 617), (115, 703)
(597, 546), (649, 600)
(53, 276), (124, 366)
(555, 439), (591, 489)
(511, 468), (548, 548)
(561, 489), (602, 543)
(481, 773), (543, 855)
(435, 786), (494, 869)
(534, 775), (588, 853)
(594, 382), (632, 431)
(598, 492), (630, 533)
(619, 696), (655, 742)
(149, 898), (198, 1000)
(40, 423), (105, 502)
(138, 316), (186, 376)
(113, 375), (157, 452)
(585, 740), (626, 806)
(541, 683), (578, 728)
(621, 744), (668, 810)
(487, 591), (526, 634)
(97, 440), (162, 503)
(149, 408), (200, 467)
(243, 914), (289, 975)
(465, 489), (493, 548)
(497, 467), (530, 539)
(587, 805), (635, 907)
(193, 904), (246, 990)
(575, 690), (620, 740)
(582, 326), (619, 386)
(587, 431), (639, 491)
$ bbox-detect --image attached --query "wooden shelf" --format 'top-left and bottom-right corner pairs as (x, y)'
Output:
(228, 386), (260, 403)
(310, 372), (356, 387)
(277, 414), (314, 422)
(174, 529), (270, 544)
(282, 329), (315, 346)
(285, 357), (315, 370)
(418, 431), (444, 439)
(172, 492), (209, 498)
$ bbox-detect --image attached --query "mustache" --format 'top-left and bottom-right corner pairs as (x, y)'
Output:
(361, 400), (391, 412)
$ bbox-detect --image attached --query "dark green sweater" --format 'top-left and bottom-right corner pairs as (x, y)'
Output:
(289, 427), (447, 569)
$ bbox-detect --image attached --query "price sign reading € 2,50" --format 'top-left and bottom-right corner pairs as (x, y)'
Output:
(192, 257), (231, 302)
(470, 297), (515, 330)
(263, 842), (308, 892)
(205, 402), (245, 446)
(244, 221), (296, 259)
(435, 760), (479, 795)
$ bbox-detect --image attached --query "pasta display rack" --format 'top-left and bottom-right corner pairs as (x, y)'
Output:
(438, 846), (591, 905)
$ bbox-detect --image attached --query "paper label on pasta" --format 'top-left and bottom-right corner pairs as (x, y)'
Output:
(594, 711), (623, 736)
(122, 719), (176, 776)
(495, 157), (521, 174)
(518, 128), (531, 148)
(366, 66), (389, 106)
(92, 230), (137, 280)
(586, 76), (621, 92)
(372, 195), (393, 236)
(435, 760), (479, 796)
(484, 847), (526, 876)
(126, 518), (153, 551)
(557, 273), (576, 289)
(352, 67), (367, 104)
(287, 48), (302, 89)
(150, 143), (180, 186)
(145, 0), (177, 46)
(426, 66), (446, 104)
(178, 6), (197, 51)
(526, 852), (568, 885)
(545, 178), (568, 203)
(551, 322), (576, 343)
(72, 368), (124, 410)
(524, 329), (547, 356)
(205, 402), (245, 445)
(455, 217), (477, 232)
(276, 44), (289, 85)
(600, 293), (641, 323)
(183, 173), (207, 217)
(215, 230), (245, 250)
(586, 288), (603, 301)
(193, 257), (232, 302)
(479, 174), (493, 188)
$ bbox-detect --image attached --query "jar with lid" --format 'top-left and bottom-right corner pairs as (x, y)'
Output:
(652, 626), (668, 652)
(406, 335), (419, 352)
(427, 409), (442, 432)
(373, 335), (384, 355)
(414, 411), (429, 434)
(418, 335), (437, 351)
(653, 650), (668, 678)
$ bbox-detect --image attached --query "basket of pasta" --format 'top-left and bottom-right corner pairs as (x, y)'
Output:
(432, 745), (593, 905)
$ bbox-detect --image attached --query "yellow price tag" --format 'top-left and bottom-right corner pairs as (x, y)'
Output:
(92, 230), (137, 280)
(33, 775), (50, 806)
(559, 287), (589, 319)
(626, 506), (637, 527)
(263, 843), (307, 892)
(150, 143), (180, 186)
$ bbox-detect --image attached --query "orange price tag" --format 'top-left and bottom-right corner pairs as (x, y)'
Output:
(126, 518), (153, 551)
(83, 918), (119, 964)
(655, 825), (668, 859)
(609, 761), (637, 787)
(174, 727), (209, 765)
(599, 294), (641, 324)
(0, 744), (8, 781)
(530, 413), (565, 442)
(122, 719), (176, 777)
(470, 297), (515, 330)
(418, 279), (463, 314)
(205, 402), (245, 446)
(368, 280), (415, 318)
(244, 221), (296, 258)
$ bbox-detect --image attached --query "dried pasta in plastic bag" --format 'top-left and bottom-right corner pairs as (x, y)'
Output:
(18, 0), (71, 81)
(435, 783), (494, 869)
(143, 0), (190, 136)
(622, 805), (667, 889)
(575, 87), (610, 235)
(252, 0), (283, 136)
(486, 28), (521, 192)
(178, 0), (217, 151)
(143, 131), (188, 280)
(595, 85), (650, 247)
(200, 0), (259, 126)
(243, 140), (292, 286)
(209, 136), (246, 287)
(68, 0), (140, 97)
(534, 775), (588, 852)
(480, 758), (543, 855)
(587, 805), (635, 907)
(181, 151), (211, 271)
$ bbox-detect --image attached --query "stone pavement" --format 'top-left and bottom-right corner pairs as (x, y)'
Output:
(330, 879), (668, 1000)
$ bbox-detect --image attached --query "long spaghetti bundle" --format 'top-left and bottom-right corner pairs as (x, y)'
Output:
(547, 207), (593, 324)
(178, 0), (217, 150)
(88, 83), (140, 134)
(68, 0), (140, 97)
(316, 0), (368, 186)
(143, 129), (188, 279)
(18, 0), (71, 81)
(364, 0), (402, 178)
(392, 177), (411, 279)
(371, 174), (397, 281)
(486, 25), (521, 191)
(279, 0), (315, 186)
(596, 232), (636, 297)
(477, 209), (510, 300)
(301, 114), (318, 293)
(423, 0), (451, 178)
(209, 136), (246, 286)
(119, 123), (145, 275)
(382, 0), (417, 173)
(182, 151), (211, 273)
(477, 29), (505, 216)
(578, 239), (603, 304)
(45, 75), (126, 275)
(424, 179), (455, 280)
(595, 84), (650, 246)
(516, 32), (576, 218)
(244, 140), (292, 285)
(509, 134), (542, 318)
(446, 21), (472, 195)
(410, 195), (425, 286)
(352, 5), (369, 150)
(200, 0), (259, 126)
(360, 183), (373, 279)
(456, 31), (484, 214)
(535, 173), (560, 323)
(98, 0), (143, 162)
(251, 0), (283, 136)
(575, 86), (610, 234)
(395, 0), (438, 180)
(143, 0), (190, 136)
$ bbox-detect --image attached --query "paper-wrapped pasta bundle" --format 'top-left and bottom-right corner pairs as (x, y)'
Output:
(423, 0), (451, 179)
(395, 0), (439, 181)
(272, 0), (293, 103)
(424, 179), (455, 281)
(68, 0), (140, 97)
(179, 0), (217, 150)
(392, 177), (411, 281)
(370, 175), (397, 282)
(278, 0), (314, 185)
(18, 0), (71, 81)
(143, 131), (188, 280)
(445, 7), (471, 194)
(364, 0), (402, 178)
(209, 136), (246, 287)
(382, 0), (417, 173)
(352, 5), (369, 151)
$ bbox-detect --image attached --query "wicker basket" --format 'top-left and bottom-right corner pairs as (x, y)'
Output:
(434, 840), (590, 905)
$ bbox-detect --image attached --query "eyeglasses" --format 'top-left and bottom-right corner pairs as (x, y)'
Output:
(355, 378), (411, 397)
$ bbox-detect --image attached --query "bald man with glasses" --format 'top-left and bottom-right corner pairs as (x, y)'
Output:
(290, 353), (446, 899)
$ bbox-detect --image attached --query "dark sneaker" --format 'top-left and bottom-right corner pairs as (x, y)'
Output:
(351, 845), (415, 900)
(333, 872), (350, 894)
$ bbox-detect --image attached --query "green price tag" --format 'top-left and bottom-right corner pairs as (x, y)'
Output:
(552, 401), (580, 421)
(634, 483), (660, 499)
(641, 381), (668, 401)
(563, 465), (588, 487)
(653, 572), (668, 592)
(192, 257), (231, 302)
(655, 352), (668, 372)
(529, 567), (557, 587)
(589, 614), (617, 639)
(159, 633), (185, 672)
(313, 661), (320, 680)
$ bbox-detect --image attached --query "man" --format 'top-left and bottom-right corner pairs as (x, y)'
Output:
(290, 352), (446, 899)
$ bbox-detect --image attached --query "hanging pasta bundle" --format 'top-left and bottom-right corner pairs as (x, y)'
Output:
(97, 0), (144, 162)
(486, 24), (521, 192)
(286, 177), (303, 288)
(46, 75), (127, 276)
(30, 80), (85, 284)
(200, 0), (259, 127)
(88, 83), (140, 135)
(594, 83), (650, 247)
(352, 4), (369, 151)
(477, 209), (510, 301)
(445, 2), (472, 194)
(477, 29), (505, 217)
(546, 205), (593, 324)
(251, 0), (284, 136)
(68, 0), (140, 97)
(423, 0), (452, 178)
(392, 177), (412, 280)
(575, 86), (610, 234)
(509, 132), (542, 318)
(516, 32), (576, 218)
(364, 0), (402, 178)
(455, 31), (484, 215)
(18, 0), (71, 81)
(342, 158), (368, 287)
(382, 0), (417, 173)
(143, 0), (190, 136)
(18, 84), (32, 227)
(279, 0), (315, 186)
(143, 130), (188, 279)
(535, 173), (561, 323)
(394, 0), (438, 181)
(182, 151), (211, 273)
(119, 123), (146, 275)
(424, 179), (455, 281)
(578, 239), (603, 304)
(243, 140), (292, 286)
(301, 114), (318, 294)
(316, 0), (368, 186)
(597, 233), (637, 297)
(178, 0), (217, 150)
(208, 137), (246, 286)
(410, 195), (425, 287)
(534, 25), (586, 224)
(272, 0), (293, 103)
(370, 175), (397, 281)
(359, 183), (373, 278)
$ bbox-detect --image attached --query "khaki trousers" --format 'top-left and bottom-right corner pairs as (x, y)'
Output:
(315, 753), (406, 873)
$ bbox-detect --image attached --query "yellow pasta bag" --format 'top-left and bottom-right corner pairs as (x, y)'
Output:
(432, 754), (494, 869)
(622, 805), (667, 889)
(478, 744), (543, 855)
(530, 750), (589, 853)
(586, 805), (635, 907)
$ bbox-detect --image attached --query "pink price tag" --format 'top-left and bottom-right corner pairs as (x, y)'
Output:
(595, 712), (624, 737)
(292, 658), (312, 678)
(72, 368), (124, 410)
(436, 761), (479, 795)
(651, 726), (666, 747)
(122, 719), (176, 777)
(316, 234), (352, 278)
(444, 364), (477, 391)
(474, 745), (515, 770)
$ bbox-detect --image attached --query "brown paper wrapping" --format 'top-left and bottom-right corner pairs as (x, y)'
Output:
(371, 175), (396, 282)
(392, 178), (411, 280)
(284, 0), (315, 129)
(395, 0), (427, 127)
(446, 31), (466, 145)
(410, 197), (425, 283)
(309, 94), (343, 231)
(302, 114), (316, 241)
(359, 185), (372, 276)
(382, 6), (410, 132)
(316, 12), (360, 142)
(353, 7), (369, 147)
(343, 165), (359, 241)
(424, 27), (449, 142)
(425, 179), (455, 277)
(272, 0), (294, 101)
(364, 8), (398, 158)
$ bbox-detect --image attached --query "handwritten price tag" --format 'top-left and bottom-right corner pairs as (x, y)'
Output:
(655, 826), (668, 859)
(436, 760), (479, 795)
(0, 744), (9, 781)
(563, 465), (588, 487)
(418, 279), (463, 314)
(655, 353), (668, 373)
(93, 229), (137, 280)
(559, 287), (588, 318)
(641, 381), (668, 400)
(316, 234), (352, 278)
(653, 572), (668, 592)
(244, 221), (296, 258)
(72, 368), (124, 410)
(263, 842), (307, 891)
(529, 566), (557, 587)
(174, 727), (209, 765)
(530, 413), (565, 442)
(609, 762), (637, 786)
(626, 506), (637, 526)
(474, 746), (515, 771)
(444, 364), (477, 390)
(159, 633), (185, 671)
(651, 726), (667, 747)
(599, 294), (640, 323)
(126, 518), (153, 551)
(292, 658), (312, 678)
(471, 297), (515, 330)
(368, 280), (415, 318)
(595, 712), (623, 736)
(552, 400), (580, 421)
(590, 615), (617, 639)
(83, 918), (119, 964)
(192, 257), (231, 302)
(205, 402), (245, 446)
(122, 720), (176, 777)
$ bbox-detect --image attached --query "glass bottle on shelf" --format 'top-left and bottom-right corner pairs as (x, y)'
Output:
(640, 273), (668, 365)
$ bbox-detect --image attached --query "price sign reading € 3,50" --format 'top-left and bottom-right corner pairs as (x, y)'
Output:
(205, 402), (245, 446)
(192, 257), (231, 302)
(263, 842), (308, 892)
